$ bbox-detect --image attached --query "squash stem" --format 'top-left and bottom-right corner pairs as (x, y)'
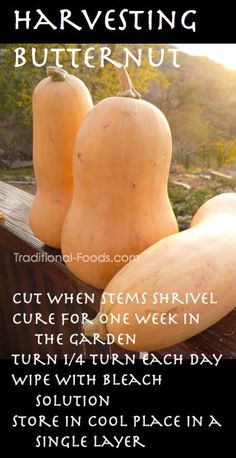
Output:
(116, 66), (141, 99)
(0, 212), (5, 223)
(83, 312), (108, 341)
(47, 66), (68, 81)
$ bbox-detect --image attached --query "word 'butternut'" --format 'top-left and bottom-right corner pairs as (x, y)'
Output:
(29, 67), (93, 248)
(62, 66), (178, 288)
(84, 193), (236, 351)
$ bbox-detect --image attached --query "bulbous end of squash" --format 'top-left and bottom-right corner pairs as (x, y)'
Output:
(191, 192), (236, 227)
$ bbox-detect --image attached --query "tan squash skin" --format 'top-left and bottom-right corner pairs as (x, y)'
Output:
(29, 67), (93, 248)
(61, 67), (178, 288)
(84, 193), (236, 351)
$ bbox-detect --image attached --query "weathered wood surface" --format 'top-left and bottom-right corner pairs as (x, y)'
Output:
(0, 180), (235, 358)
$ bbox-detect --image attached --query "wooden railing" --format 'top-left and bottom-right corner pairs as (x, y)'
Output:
(0, 180), (235, 358)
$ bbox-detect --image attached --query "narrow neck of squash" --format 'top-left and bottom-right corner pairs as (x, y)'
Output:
(47, 66), (68, 81)
(116, 66), (141, 100)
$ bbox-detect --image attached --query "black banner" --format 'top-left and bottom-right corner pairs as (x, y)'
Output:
(0, 0), (233, 44)
(1, 359), (235, 456)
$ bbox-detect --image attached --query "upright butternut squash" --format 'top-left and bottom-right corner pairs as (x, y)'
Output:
(61, 66), (178, 288)
(84, 193), (236, 351)
(29, 67), (93, 248)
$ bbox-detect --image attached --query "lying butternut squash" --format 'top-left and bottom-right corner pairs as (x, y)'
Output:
(61, 65), (178, 288)
(29, 67), (93, 248)
(84, 193), (236, 351)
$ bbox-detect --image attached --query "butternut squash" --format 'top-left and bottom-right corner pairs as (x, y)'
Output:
(29, 67), (93, 248)
(84, 193), (236, 351)
(61, 66), (178, 288)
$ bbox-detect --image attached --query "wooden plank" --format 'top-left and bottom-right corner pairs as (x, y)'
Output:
(172, 181), (191, 190)
(0, 247), (17, 355)
(207, 169), (232, 179)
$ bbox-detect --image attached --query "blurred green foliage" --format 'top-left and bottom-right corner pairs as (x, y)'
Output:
(169, 177), (236, 230)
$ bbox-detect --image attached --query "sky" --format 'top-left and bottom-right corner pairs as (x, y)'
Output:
(174, 44), (236, 70)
